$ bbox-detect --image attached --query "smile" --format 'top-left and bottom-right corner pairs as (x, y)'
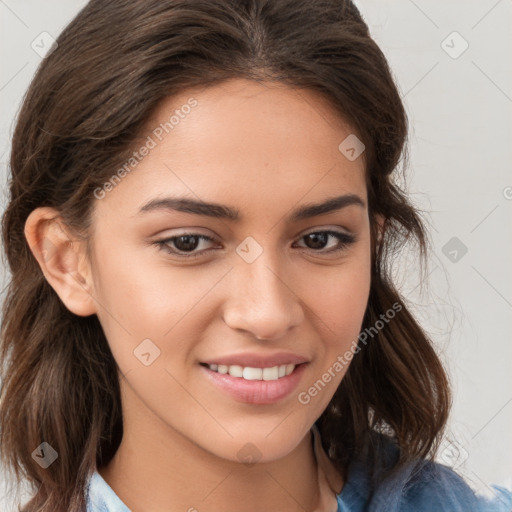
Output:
(205, 363), (296, 381)
(200, 361), (307, 404)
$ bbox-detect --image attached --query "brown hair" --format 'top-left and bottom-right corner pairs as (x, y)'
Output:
(0, 0), (450, 510)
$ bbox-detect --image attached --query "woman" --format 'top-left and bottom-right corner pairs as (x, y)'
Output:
(1, 1), (510, 511)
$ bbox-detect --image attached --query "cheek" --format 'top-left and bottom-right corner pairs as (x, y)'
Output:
(304, 249), (371, 346)
(90, 242), (230, 371)
(92, 239), (203, 328)
(294, 255), (371, 415)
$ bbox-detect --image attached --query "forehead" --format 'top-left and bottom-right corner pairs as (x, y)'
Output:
(96, 78), (367, 218)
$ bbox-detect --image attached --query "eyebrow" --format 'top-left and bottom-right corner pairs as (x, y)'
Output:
(138, 193), (365, 222)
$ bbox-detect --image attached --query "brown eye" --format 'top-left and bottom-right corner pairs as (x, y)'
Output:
(295, 230), (355, 253)
(155, 233), (216, 258)
(171, 235), (202, 252)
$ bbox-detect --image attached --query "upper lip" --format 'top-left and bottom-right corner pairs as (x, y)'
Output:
(201, 352), (309, 368)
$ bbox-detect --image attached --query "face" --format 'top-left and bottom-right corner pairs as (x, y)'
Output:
(85, 78), (373, 463)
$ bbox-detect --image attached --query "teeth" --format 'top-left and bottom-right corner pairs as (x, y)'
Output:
(228, 365), (243, 378)
(243, 367), (262, 380)
(262, 366), (278, 380)
(208, 363), (296, 380)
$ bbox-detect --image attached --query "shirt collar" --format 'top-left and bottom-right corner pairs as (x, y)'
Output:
(311, 423), (345, 512)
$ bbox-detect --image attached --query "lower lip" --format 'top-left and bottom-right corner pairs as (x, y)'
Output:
(200, 363), (308, 405)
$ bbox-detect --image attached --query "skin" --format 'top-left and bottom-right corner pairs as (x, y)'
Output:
(25, 78), (383, 512)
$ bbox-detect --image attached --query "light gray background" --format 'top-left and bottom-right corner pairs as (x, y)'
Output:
(1, 0), (511, 509)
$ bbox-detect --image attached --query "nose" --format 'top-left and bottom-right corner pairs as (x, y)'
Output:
(222, 250), (304, 341)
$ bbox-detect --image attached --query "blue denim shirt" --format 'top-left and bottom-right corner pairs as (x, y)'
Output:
(85, 429), (512, 512)
(334, 452), (512, 512)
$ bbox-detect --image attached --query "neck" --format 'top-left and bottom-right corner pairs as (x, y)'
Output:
(98, 385), (327, 512)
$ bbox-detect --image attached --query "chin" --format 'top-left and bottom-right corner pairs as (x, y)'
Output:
(203, 425), (307, 465)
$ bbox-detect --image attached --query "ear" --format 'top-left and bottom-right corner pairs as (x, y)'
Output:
(24, 207), (97, 317)
(370, 214), (386, 258)
(374, 213), (386, 244)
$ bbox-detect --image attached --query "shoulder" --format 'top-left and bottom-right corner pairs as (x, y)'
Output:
(400, 459), (512, 512)
(338, 435), (512, 512)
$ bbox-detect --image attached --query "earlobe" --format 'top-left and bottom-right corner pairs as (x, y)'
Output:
(24, 207), (97, 317)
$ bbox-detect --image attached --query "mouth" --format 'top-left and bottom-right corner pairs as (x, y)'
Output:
(199, 361), (308, 405)
(200, 362), (297, 381)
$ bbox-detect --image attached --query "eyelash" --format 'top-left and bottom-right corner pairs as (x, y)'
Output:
(154, 230), (356, 259)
